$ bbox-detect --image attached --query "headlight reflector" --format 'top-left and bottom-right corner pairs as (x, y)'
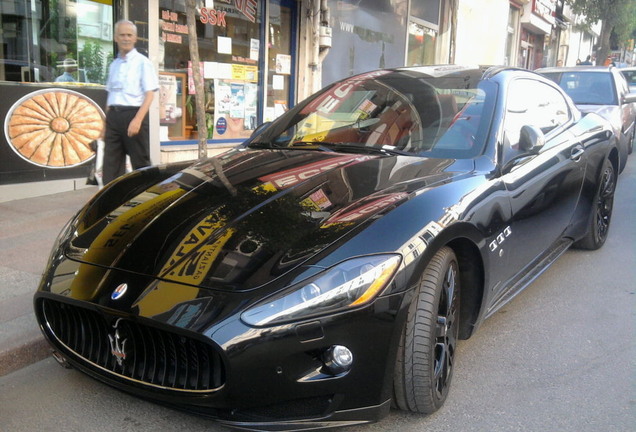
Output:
(241, 254), (401, 326)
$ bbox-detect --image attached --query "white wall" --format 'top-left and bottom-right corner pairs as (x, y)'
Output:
(454, 0), (510, 65)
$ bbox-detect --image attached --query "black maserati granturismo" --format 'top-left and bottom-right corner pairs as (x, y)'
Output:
(35, 65), (618, 431)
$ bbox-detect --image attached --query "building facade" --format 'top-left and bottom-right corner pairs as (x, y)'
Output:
(0, 0), (604, 186)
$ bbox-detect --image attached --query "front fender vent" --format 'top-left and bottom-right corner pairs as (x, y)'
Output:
(38, 298), (225, 392)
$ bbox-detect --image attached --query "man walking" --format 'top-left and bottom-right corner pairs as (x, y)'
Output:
(103, 19), (158, 184)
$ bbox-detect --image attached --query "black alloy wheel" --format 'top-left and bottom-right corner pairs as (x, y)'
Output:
(393, 246), (460, 414)
(575, 158), (615, 250)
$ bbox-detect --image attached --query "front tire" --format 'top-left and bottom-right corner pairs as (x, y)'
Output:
(393, 246), (460, 414)
(574, 158), (615, 250)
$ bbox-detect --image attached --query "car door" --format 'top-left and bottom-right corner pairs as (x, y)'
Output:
(613, 69), (636, 142)
(495, 78), (586, 295)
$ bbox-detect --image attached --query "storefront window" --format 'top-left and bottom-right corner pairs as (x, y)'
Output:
(322, 0), (407, 87)
(0, 0), (113, 84)
(265, 0), (294, 122)
(504, 5), (520, 66)
(129, 0), (150, 55)
(157, 0), (262, 142)
(407, 20), (437, 66)
(406, 0), (440, 67)
(410, 0), (440, 26)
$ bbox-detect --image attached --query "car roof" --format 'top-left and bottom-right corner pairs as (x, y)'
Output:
(536, 66), (615, 73)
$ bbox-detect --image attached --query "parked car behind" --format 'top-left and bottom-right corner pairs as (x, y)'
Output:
(537, 66), (636, 168)
(34, 65), (619, 431)
(620, 66), (636, 93)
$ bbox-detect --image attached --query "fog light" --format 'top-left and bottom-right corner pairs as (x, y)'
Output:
(322, 345), (353, 375)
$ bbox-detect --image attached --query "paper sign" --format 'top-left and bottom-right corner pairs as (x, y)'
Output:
(218, 36), (232, 54)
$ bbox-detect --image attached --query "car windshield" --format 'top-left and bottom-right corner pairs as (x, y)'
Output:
(542, 71), (617, 105)
(249, 68), (496, 159)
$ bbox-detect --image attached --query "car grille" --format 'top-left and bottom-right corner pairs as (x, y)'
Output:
(38, 298), (225, 392)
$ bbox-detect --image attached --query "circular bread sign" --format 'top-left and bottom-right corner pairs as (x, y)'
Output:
(4, 88), (104, 168)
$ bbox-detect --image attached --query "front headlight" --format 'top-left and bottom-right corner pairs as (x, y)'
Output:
(241, 254), (401, 326)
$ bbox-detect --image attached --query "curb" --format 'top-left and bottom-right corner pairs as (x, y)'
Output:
(0, 334), (50, 377)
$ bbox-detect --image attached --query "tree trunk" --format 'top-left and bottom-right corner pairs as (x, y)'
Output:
(595, 18), (612, 66)
(185, 0), (208, 159)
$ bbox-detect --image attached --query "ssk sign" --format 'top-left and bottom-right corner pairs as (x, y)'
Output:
(200, 0), (258, 27)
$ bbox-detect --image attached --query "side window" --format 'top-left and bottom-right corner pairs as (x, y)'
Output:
(615, 72), (628, 97)
(503, 79), (570, 149)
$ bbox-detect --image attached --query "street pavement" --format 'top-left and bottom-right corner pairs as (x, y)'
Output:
(0, 185), (98, 376)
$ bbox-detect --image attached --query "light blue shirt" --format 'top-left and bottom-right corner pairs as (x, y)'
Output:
(106, 48), (158, 107)
(55, 72), (76, 82)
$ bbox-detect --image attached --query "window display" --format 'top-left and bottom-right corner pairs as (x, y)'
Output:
(0, 0), (113, 85)
(159, 0), (262, 142)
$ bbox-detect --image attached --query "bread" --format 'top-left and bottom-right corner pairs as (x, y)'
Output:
(5, 89), (104, 167)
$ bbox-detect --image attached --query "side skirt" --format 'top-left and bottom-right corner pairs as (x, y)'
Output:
(484, 238), (573, 319)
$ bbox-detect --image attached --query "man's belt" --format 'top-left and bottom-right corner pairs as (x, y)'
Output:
(109, 105), (139, 112)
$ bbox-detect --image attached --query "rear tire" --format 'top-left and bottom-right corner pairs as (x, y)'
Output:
(574, 158), (615, 250)
(393, 246), (460, 414)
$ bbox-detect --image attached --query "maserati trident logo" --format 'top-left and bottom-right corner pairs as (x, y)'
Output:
(108, 318), (127, 367)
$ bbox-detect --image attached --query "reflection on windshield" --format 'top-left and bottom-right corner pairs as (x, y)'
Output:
(250, 70), (494, 159)
(543, 72), (617, 106)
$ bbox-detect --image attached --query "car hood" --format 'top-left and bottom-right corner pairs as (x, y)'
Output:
(577, 104), (620, 122)
(64, 148), (470, 292)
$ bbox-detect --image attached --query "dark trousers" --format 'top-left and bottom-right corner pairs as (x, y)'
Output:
(103, 108), (151, 184)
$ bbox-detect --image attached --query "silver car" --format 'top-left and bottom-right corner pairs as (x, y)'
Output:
(620, 67), (636, 93)
(537, 66), (636, 171)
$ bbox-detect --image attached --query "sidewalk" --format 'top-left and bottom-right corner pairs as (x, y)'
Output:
(0, 185), (98, 376)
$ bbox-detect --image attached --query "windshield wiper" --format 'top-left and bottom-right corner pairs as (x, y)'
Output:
(289, 141), (336, 152)
(252, 140), (414, 156)
(325, 143), (413, 156)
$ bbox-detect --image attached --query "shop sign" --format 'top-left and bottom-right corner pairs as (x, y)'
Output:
(200, 8), (227, 27)
(235, 0), (258, 23)
(532, 0), (556, 22)
(161, 10), (189, 44)
(200, 0), (258, 26)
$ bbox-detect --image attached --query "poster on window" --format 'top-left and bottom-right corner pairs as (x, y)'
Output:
(244, 83), (258, 131)
(213, 79), (255, 140)
(276, 54), (291, 74)
(159, 74), (178, 124)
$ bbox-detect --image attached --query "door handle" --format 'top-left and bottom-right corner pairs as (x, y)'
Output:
(570, 145), (584, 161)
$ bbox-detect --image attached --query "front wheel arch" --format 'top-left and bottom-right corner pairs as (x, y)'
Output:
(447, 238), (484, 340)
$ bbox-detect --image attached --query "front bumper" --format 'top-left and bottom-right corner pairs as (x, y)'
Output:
(34, 259), (408, 429)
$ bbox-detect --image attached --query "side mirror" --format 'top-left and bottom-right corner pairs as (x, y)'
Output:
(622, 93), (636, 104)
(518, 125), (545, 153)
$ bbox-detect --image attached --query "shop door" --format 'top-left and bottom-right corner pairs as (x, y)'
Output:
(264, 0), (297, 122)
